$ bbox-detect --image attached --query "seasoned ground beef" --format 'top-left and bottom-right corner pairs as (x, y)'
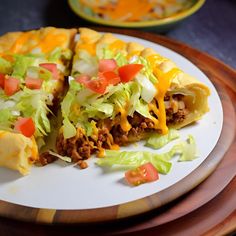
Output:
(56, 96), (189, 167)
(166, 108), (189, 124)
(39, 152), (58, 166)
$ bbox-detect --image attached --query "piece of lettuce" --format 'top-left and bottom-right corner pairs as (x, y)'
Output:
(97, 136), (198, 174)
(102, 48), (114, 59)
(0, 108), (15, 128)
(12, 55), (36, 78)
(135, 99), (153, 120)
(114, 52), (128, 66)
(48, 47), (62, 62)
(97, 148), (175, 174)
(62, 117), (77, 139)
(13, 88), (51, 137)
(145, 129), (180, 149)
(178, 135), (198, 161)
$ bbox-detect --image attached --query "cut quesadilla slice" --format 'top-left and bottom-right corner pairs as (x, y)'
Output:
(56, 28), (210, 168)
(0, 27), (76, 174)
(0, 27), (76, 102)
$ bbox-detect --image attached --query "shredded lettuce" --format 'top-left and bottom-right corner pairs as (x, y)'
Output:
(114, 52), (128, 66)
(102, 48), (114, 59)
(135, 73), (157, 103)
(135, 99), (153, 120)
(0, 108), (14, 127)
(13, 88), (51, 137)
(97, 135), (198, 174)
(48, 150), (72, 163)
(62, 117), (77, 139)
(12, 55), (36, 79)
(145, 129), (180, 149)
(97, 148), (175, 174)
(178, 135), (198, 161)
(48, 47), (62, 62)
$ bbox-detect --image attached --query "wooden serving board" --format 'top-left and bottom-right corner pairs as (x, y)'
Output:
(0, 28), (235, 235)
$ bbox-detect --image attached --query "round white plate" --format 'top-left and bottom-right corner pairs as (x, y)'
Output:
(0, 33), (223, 210)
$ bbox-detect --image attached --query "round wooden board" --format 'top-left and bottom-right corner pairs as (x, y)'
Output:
(0, 28), (235, 230)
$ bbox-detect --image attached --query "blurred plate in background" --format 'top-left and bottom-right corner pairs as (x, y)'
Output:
(68, 0), (205, 30)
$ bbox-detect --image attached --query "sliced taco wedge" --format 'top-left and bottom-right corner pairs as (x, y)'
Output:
(56, 28), (210, 168)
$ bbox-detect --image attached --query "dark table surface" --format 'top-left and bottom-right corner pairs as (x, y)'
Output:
(0, 0), (235, 69)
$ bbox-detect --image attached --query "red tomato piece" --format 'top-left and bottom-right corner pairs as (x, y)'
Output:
(125, 162), (159, 186)
(76, 74), (108, 94)
(99, 71), (120, 85)
(39, 63), (59, 79)
(4, 77), (20, 96)
(118, 64), (143, 83)
(75, 74), (91, 84)
(0, 73), (5, 89)
(14, 117), (35, 137)
(87, 77), (108, 94)
(98, 59), (117, 73)
(25, 77), (43, 90)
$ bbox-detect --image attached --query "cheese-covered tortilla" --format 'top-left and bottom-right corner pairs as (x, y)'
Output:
(0, 27), (76, 56)
(56, 28), (210, 167)
(0, 131), (38, 175)
(73, 28), (210, 132)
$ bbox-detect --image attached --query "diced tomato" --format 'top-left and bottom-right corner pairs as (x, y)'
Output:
(4, 77), (20, 96)
(76, 74), (108, 94)
(118, 64), (143, 83)
(0, 73), (5, 89)
(125, 162), (159, 186)
(25, 77), (43, 90)
(99, 71), (120, 85)
(75, 74), (91, 84)
(14, 117), (35, 137)
(98, 59), (117, 73)
(39, 63), (59, 79)
(86, 77), (108, 94)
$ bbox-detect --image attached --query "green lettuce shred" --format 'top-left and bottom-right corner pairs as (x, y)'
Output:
(97, 135), (198, 174)
(178, 135), (198, 161)
(145, 129), (180, 149)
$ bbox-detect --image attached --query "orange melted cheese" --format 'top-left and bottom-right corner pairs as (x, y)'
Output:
(147, 55), (181, 134)
(118, 107), (131, 132)
(109, 40), (126, 51)
(9, 28), (68, 54)
(155, 68), (181, 134)
(76, 42), (96, 55)
(76, 34), (97, 55)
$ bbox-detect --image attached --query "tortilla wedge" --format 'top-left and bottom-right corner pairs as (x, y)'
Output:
(56, 28), (210, 167)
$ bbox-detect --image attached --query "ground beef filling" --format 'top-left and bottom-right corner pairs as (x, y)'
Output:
(55, 95), (189, 167)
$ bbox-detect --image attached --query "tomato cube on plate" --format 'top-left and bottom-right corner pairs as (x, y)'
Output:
(125, 162), (159, 186)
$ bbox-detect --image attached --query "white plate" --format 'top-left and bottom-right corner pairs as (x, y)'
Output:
(0, 34), (223, 210)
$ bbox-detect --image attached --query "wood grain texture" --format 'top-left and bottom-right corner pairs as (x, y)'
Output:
(0, 29), (235, 235)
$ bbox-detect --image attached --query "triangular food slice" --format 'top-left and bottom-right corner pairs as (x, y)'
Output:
(0, 27), (76, 174)
(56, 28), (210, 168)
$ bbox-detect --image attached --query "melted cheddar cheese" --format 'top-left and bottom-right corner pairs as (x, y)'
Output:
(9, 28), (69, 54)
(147, 55), (181, 134)
(118, 107), (132, 132)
